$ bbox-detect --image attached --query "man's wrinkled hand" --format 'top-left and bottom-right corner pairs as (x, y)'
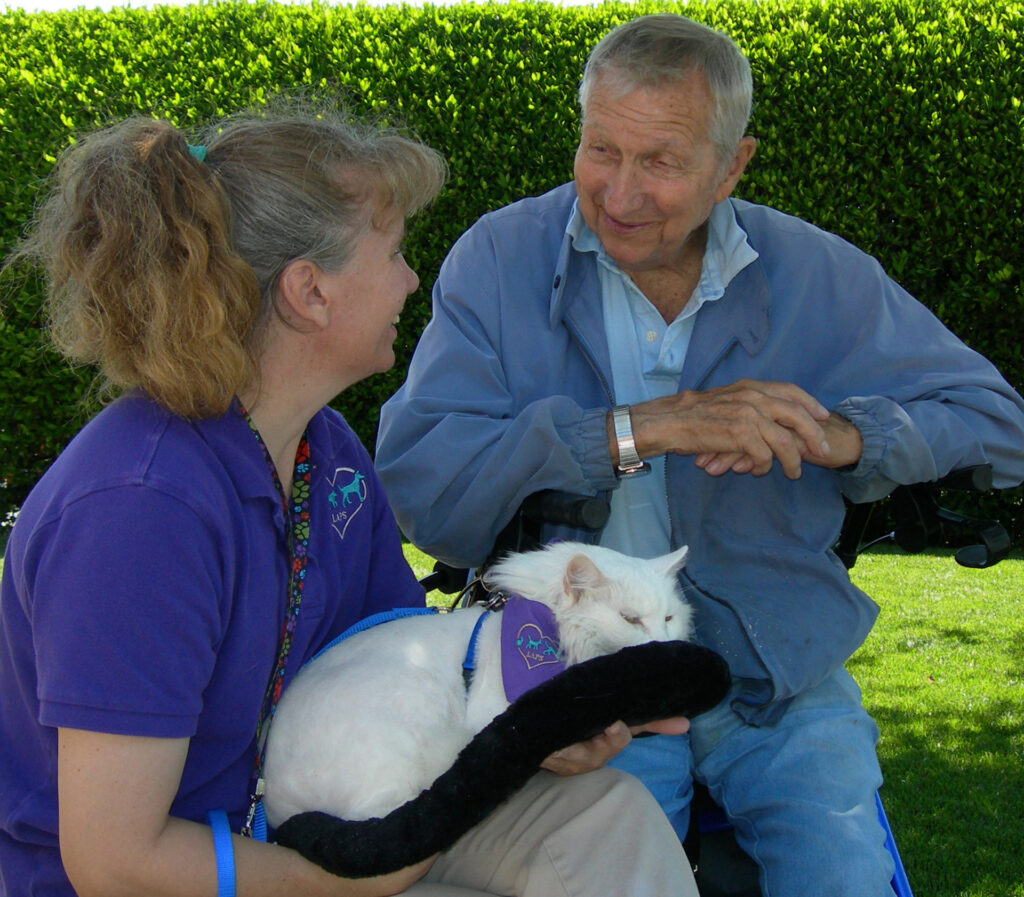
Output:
(625, 379), (840, 479)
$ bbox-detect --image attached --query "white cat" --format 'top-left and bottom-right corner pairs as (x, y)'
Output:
(262, 541), (692, 827)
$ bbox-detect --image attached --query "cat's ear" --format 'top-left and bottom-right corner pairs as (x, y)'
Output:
(562, 553), (607, 604)
(654, 545), (689, 578)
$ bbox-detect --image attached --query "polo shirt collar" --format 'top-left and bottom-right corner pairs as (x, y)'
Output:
(191, 400), (334, 502)
(191, 401), (281, 505)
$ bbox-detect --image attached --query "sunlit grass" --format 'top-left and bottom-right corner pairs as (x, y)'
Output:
(847, 548), (1024, 897)
(404, 542), (1024, 897)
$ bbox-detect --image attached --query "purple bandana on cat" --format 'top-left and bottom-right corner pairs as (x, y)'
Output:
(501, 595), (566, 703)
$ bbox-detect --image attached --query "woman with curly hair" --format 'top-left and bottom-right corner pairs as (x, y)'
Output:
(0, 107), (697, 897)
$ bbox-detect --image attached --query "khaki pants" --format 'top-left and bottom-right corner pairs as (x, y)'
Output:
(407, 768), (697, 897)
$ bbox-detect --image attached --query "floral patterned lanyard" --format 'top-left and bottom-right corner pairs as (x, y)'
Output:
(239, 405), (312, 838)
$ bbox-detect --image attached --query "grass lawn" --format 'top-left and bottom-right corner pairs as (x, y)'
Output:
(405, 543), (1024, 897)
(847, 548), (1024, 897)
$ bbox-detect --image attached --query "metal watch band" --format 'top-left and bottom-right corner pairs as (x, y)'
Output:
(612, 405), (650, 477)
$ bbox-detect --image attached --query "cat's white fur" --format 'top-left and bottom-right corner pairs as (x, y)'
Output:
(263, 541), (692, 825)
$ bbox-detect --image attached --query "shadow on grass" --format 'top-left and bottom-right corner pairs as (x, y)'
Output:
(1005, 630), (1024, 669)
(931, 625), (984, 645)
(859, 687), (1023, 896)
(847, 556), (1024, 897)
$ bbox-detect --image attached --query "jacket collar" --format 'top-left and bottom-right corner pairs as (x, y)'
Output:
(548, 185), (582, 329)
(682, 239), (772, 389)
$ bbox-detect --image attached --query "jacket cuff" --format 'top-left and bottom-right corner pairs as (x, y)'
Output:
(832, 397), (902, 502)
(576, 407), (621, 491)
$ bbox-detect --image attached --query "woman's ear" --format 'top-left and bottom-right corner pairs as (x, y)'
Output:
(277, 258), (330, 330)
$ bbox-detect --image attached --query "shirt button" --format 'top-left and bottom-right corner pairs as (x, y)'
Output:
(645, 330), (658, 342)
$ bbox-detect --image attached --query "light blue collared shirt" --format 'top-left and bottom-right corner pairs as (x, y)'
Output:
(566, 200), (759, 558)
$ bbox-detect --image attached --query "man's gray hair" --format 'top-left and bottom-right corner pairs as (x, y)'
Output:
(578, 15), (753, 161)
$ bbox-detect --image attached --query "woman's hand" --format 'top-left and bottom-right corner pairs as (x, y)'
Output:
(540, 717), (690, 776)
(351, 856), (439, 896)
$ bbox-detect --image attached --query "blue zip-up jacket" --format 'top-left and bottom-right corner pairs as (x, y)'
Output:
(377, 182), (1024, 718)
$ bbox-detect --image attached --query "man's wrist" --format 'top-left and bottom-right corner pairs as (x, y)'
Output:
(611, 405), (651, 479)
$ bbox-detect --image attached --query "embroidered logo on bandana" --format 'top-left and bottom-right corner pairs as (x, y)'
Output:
(501, 596), (566, 703)
(326, 467), (367, 541)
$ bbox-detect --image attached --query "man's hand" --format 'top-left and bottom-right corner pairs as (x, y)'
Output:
(802, 412), (863, 469)
(620, 380), (859, 480)
(694, 411), (863, 476)
(540, 717), (690, 777)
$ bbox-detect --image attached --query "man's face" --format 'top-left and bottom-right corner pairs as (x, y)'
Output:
(574, 71), (749, 278)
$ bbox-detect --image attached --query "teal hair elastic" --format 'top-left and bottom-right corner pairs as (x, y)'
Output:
(187, 144), (207, 163)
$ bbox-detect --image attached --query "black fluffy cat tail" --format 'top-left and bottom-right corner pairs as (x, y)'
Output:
(274, 639), (730, 878)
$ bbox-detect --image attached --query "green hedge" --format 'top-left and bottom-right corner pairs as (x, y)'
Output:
(2, 0), (1022, 535)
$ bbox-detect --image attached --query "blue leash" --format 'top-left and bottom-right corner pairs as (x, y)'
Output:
(462, 607), (490, 689)
(309, 607), (440, 663)
(207, 605), (440, 895)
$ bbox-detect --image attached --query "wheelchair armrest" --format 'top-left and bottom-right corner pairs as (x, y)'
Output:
(420, 491), (611, 597)
(419, 560), (472, 595)
(489, 489), (610, 561)
(836, 464), (1010, 570)
(931, 464), (993, 492)
(520, 490), (610, 531)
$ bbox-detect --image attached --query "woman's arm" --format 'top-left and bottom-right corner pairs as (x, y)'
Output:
(58, 728), (434, 897)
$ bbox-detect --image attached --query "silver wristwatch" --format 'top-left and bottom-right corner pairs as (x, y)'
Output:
(612, 405), (651, 478)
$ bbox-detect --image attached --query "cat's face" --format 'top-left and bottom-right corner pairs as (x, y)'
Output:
(554, 545), (694, 663)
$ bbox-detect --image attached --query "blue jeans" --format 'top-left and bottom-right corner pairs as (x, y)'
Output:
(608, 668), (896, 897)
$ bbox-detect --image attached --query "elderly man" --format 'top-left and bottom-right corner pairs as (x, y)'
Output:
(376, 14), (1024, 895)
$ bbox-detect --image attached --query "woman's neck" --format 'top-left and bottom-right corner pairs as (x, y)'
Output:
(240, 315), (341, 497)
(238, 384), (320, 498)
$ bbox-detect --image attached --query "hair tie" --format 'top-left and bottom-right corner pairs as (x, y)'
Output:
(187, 144), (207, 163)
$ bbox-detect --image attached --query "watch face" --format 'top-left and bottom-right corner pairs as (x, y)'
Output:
(616, 461), (653, 479)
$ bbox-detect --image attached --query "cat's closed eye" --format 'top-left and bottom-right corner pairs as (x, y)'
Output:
(665, 615), (674, 623)
(621, 613), (642, 626)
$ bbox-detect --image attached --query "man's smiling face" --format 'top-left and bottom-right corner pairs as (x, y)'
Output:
(573, 70), (745, 279)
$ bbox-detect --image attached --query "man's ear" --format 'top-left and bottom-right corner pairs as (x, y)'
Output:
(277, 258), (330, 330)
(714, 136), (757, 203)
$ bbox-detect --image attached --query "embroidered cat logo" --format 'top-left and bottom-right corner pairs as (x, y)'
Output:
(515, 623), (560, 670)
(327, 468), (367, 541)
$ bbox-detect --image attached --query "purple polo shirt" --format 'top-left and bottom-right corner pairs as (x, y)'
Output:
(0, 393), (424, 896)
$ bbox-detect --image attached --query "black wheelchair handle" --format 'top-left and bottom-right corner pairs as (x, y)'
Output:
(419, 562), (471, 596)
(520, 490), (611, 531)
(934, 464), (993, 492)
